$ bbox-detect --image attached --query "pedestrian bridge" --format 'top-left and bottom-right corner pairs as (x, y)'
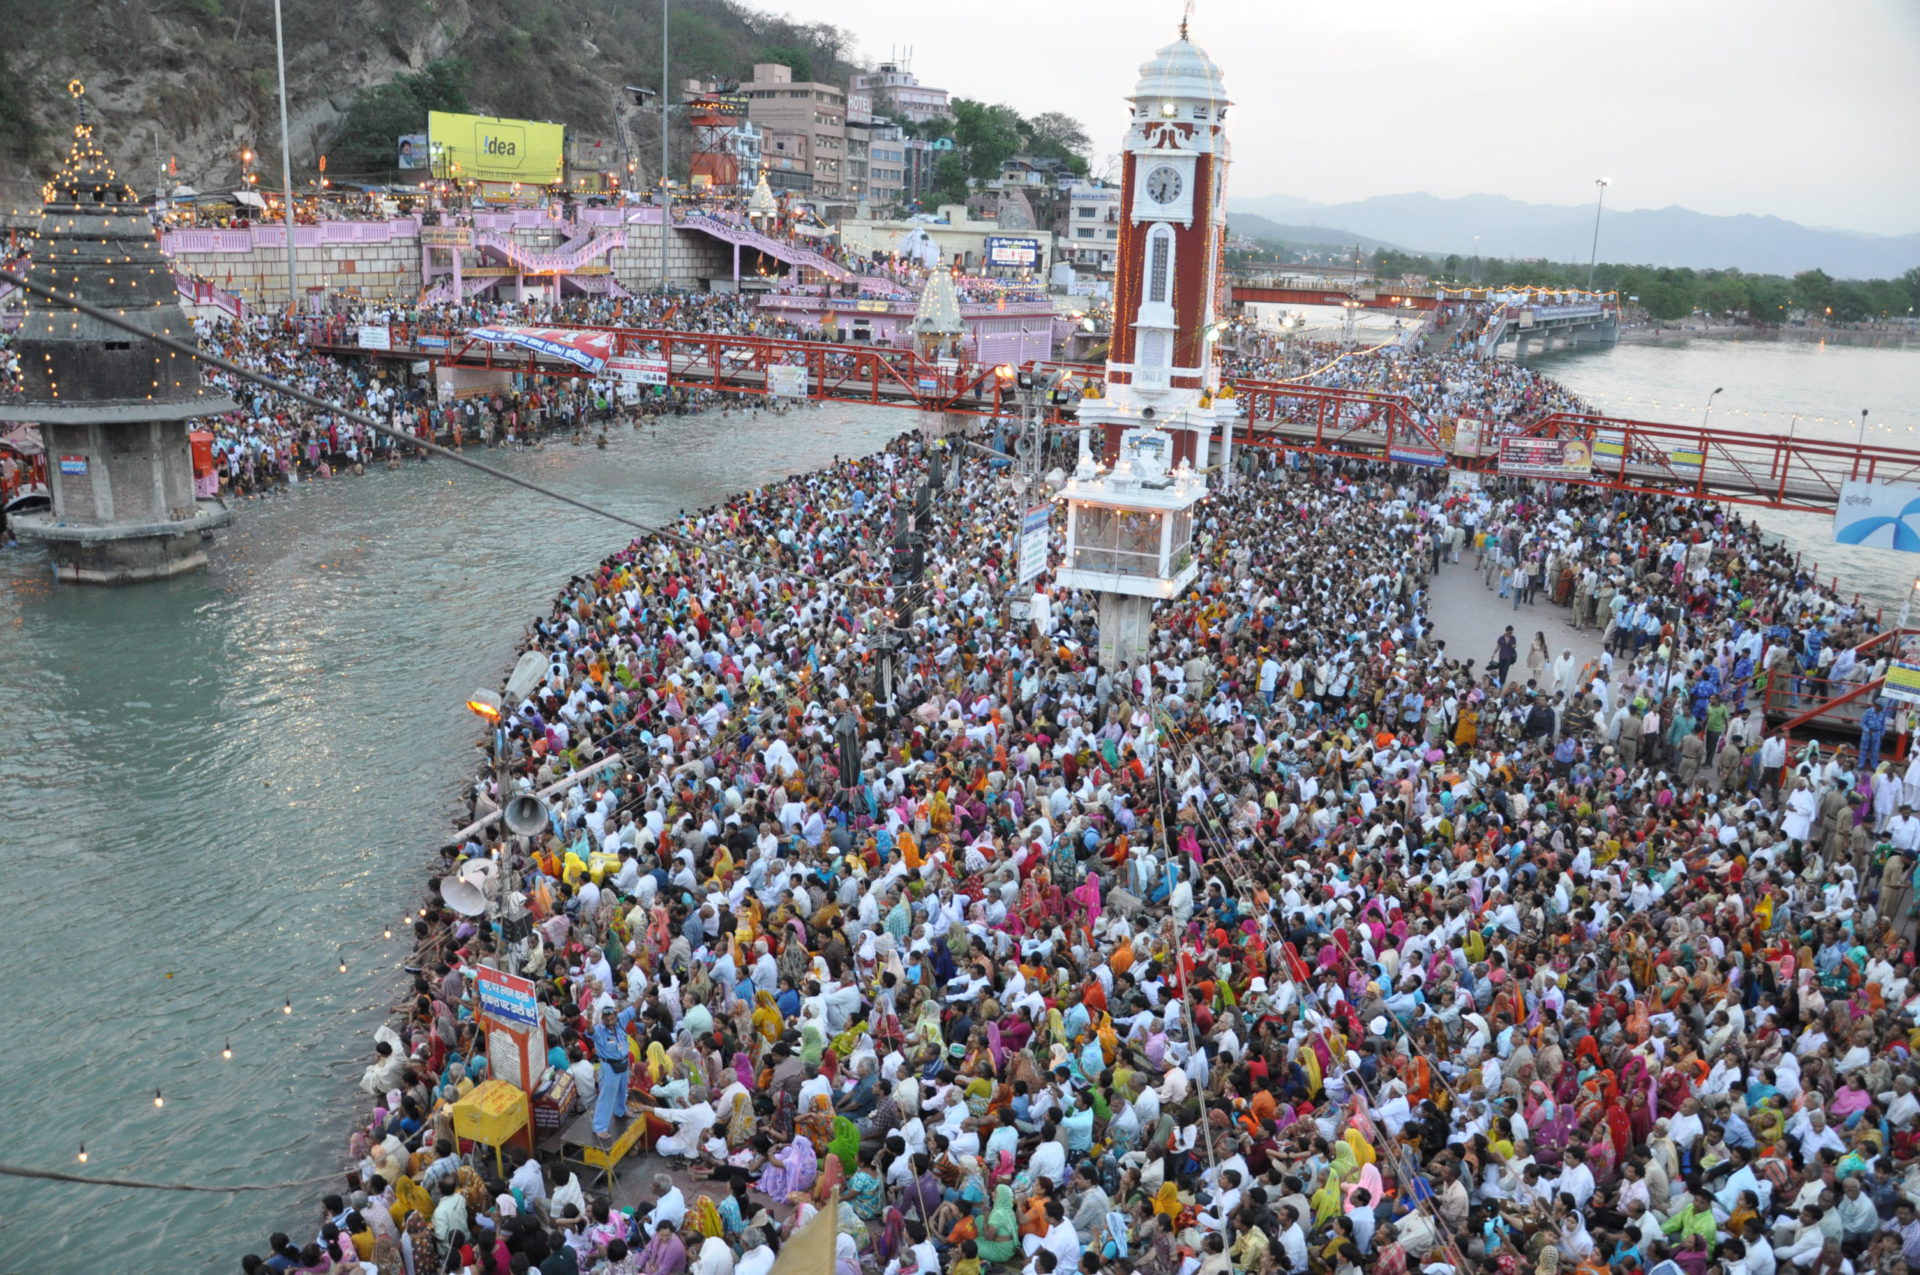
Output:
(1478, 300), (1618, 356)
(299, 321), (1919, 516)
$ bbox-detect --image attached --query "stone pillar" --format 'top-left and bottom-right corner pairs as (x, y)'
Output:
(1097, 591), (1155, 671)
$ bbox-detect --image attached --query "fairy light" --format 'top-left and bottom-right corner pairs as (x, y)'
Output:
(77, 1145), (88, 1163)
(222, 1040), (233, 1060)
(153, 1090), (164, 1108)
(283, 998), (293, 1014)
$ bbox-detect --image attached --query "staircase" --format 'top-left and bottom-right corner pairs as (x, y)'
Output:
(679, 213), (913, 297)
(173, 271), (250, 321)
(1764, 627), (1915, 740)
(473, 228), (626, 275)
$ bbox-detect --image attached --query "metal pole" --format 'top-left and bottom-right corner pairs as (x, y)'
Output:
(1701, 386), (1723, 430)
(272, 0), (300, 312)
(1901, 580), (1917, 632)
(1586, 178), (1608, 292)
(661, 0), (670, 293)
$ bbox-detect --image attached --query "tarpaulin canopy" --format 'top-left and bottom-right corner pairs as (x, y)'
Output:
(230, 189), (268, 209)
(0, 424), (44, 456)
(463, 327), (617, 373)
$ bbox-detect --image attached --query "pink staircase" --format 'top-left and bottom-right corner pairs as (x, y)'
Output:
(679, 214), (913, 296)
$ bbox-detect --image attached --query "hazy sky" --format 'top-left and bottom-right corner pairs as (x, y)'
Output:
(761, 0), (1920, 236)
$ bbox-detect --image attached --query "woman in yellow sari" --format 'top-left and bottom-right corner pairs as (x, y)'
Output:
(751, 990), (783, 1047)
(795, 1092), (835, 1150)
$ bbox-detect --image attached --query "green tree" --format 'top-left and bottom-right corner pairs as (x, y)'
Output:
(1638, 281), (1693, 321)
(1697, 275), (1749, 318)
(756, 46), (813, 82)
(1746, 275), (1792, 325)
(332, 58), (471, 174)
(1829, 281), (1874, 323)
(949, 98), (1023, 183)
(1026, 110), (1092, 166)
(1791, 268), (1834, 317)
(928, 152), (972, 208)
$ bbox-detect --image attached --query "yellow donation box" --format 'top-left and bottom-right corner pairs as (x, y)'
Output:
(452, 1079), (531, 1172)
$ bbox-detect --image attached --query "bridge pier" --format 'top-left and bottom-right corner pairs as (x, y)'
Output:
(1511, 332), (1531, 360)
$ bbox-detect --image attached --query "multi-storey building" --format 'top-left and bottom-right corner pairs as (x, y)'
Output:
(740, 63), (847, 201)
(849, 63), (952, 124)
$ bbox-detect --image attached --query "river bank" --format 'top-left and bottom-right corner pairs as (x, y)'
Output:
(1620, 321), (1918, 348)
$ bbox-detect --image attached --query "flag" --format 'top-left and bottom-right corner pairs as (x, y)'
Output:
(768, 1191), (838, 1275)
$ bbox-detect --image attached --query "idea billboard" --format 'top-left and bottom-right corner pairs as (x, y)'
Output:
(428, 112), (565, 184)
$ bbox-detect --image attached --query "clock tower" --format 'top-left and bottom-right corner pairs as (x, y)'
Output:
(1082, 26), (1234, 472)
(1052, 28), (1233, 672)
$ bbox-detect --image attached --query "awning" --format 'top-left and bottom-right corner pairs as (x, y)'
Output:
(463, 326), (616, 373)
(0, 424), (44, 456)
(231, 189), (268, 209)
(790, 222), (836, 238)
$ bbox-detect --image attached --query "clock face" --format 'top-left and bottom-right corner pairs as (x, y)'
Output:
(1145, 165), (1182, 204)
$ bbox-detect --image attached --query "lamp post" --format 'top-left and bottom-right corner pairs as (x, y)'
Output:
(1586, 177), (1609, 291)
(1900, 578), (1920, 632)
(660, 0), (671, 293)
(271, 0), (299, 312)
(1857, 408), (1871, 447)
(1700, 386), (1723, 430)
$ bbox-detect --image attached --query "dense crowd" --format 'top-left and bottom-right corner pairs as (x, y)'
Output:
(231, 374), (1920, 1275)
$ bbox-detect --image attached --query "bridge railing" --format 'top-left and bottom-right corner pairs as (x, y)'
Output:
(1501, 410), (1920, 513)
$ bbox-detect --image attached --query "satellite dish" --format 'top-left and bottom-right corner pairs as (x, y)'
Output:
(439, 876), (489, 917)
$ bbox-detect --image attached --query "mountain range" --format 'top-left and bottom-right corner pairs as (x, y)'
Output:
(1229, 192), (1920, 279)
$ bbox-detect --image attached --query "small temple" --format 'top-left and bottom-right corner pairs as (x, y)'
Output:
(2, 83), (232, 583)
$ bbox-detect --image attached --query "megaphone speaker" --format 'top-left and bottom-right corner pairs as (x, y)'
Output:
(439, 876), (489, 917)
(503, 794), (551, 837)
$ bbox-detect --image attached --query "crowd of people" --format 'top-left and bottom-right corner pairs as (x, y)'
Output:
(226, 347), (1920, 1275)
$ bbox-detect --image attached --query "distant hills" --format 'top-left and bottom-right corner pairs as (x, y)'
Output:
(1229, 192), (1920, 279)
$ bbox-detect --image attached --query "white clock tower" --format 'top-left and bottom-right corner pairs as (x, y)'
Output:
(1053, 25), (1236, 671)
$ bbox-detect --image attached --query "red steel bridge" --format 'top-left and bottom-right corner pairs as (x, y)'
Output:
(303, 321), (1917, 515)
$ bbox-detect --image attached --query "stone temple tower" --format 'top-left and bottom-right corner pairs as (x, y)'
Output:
(3, 84), (233, 583)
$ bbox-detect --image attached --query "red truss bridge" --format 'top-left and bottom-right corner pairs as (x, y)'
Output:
(301, 321), (1915, 514)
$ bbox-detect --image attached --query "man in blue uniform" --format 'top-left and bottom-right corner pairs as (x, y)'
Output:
(592, 1003), (637, 1141)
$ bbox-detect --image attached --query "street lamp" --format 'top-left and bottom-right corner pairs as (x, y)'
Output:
(1857, 408), (1872, 448)
(1701, 386), (1723, 430)
(1586, 177), (1609, 291)
(1900, 578), (1920, 632)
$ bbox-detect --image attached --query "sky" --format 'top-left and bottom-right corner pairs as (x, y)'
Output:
(761, 0), (1920, 237)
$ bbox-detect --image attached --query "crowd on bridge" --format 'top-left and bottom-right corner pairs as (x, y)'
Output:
(230, 389), (1920, 1275)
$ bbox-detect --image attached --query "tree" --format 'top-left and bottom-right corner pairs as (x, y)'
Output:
(948, 98), (1023, 184)
(1638, 281), (1693, 322)
(1791, 268), (1834, 317)
(1697, 275), (1749, 319)
(928, 152), (972, 209)
(756, 45), (813, 82)
(1746, 276), (1792, 325)
(1829, 281), (1874, 323)
(1026, 111), (1092, 162)
(331, 58), (471, 174)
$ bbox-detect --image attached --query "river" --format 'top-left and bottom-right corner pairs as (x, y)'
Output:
(1531, 336), (1920, 613)
(0, 405), (906, 1272)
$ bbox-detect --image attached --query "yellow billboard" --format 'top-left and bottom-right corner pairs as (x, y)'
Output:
(427, 112), (565, 184)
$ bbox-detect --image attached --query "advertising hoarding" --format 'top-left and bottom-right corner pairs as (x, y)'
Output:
(428, 111), (565, 184)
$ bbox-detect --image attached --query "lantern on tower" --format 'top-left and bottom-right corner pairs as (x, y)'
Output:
(1053, 24), (1234, 671)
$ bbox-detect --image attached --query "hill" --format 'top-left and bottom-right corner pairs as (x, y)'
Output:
(0, 0), (856, 195)
(1229, 211), (1400, 253)
(1232, 190), (1920, 279)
